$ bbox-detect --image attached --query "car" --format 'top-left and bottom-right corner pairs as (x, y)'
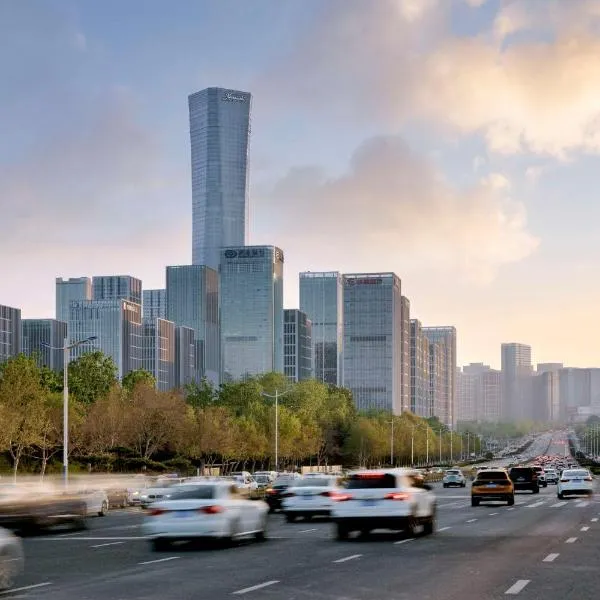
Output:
(471, 469), (514, 506)
(442, 469), (466, 488)
(265, 476), (300, 512)
(142, 482), (268, 551)
(508, 467), (539, 494)
(139, 477), (186, 509)
(254, 474), (271, 489)
(282, 476), (343, 521)
(557, 469), (594, 499)
(544, 468), (559, 485)
(77, 488), (110, 517)
(330, 468), (436, 540)
(532, 466), (547, 487)
(0, 527), (23, 590)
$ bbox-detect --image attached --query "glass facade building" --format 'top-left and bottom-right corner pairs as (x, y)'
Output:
(400, 296), (411, 413)
(220, 246), (284, 381)
(175, 326), (197, 388)
(22, 319), (67, 372)
(299, 272), (343, 385)
(143, 289), (166, 320)
(283, 309), (312, 382)
(92, 275), (142, 304)
(189, 87), (251, 270)
(342, 273), (403, 414)
(0, 304), (21, 363)
(56, 277), (92, 326)
(501, 342), (532, 422)
(142, 318), (176, 391)
(69, 299), (143, 379)
(410, 319), (430, 417)
(166, 265), (219, 385)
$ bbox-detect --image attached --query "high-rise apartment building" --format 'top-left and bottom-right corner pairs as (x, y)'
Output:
(456, 363), (502, 423)
(429, 341), (445, 419)
(22, 319), (67, 372)
(558, 368), (600, 421)
(457, 367), (478, 423)
(342, 273), (403, 414)
(143, 289), (167, 320)
(299, 272), (343, 385)
(410, 319), (430, 417)
(166, 265), (219, 384)
(189, 87), (251, 269)
(142, 318), (176, 391)
(92, 275), (142, 305)
(69, 299), (142, 379)
(0, 304), (21, 363)
(400, 296), (411, 413)
(174, 326), (197, 389)
(56, 277), (92, 326)
(220, 246), (284, 381)
(501, 343), (533, 421)
(423, 327), (457, 426)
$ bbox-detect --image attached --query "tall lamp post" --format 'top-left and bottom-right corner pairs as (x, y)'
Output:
(387, 418), (395, 466)
(261, 388), (291, 472)
(41, 335), (97, 487)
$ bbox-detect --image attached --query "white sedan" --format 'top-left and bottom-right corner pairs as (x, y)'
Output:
(0, 527), (23, 590)
(77, 489), (109, 517)
(557, 469), (594, 499)
(282, 476), (343, 522)
(142, 482), (269, 551)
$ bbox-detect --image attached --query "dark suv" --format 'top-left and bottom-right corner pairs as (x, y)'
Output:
(509, 467), (539, 494)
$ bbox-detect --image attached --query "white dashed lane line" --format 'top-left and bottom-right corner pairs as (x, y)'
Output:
(505, 579), (530, 595)
(91, 541), (124, 548)
(489, 513), (499, 516)
(233, 581), (280, 595)
(550, 502), (567, 508)
(591, 518), (598, 522)
(0, 582), (53, 596)
(394, 538), (416, 545)
(333, 554), (362, 563)
(438, 527), (452, 532)
(526, 501), (545, 508)
(565, 537), (578, 544)
(543, 553), (559, 562)
(138, 556), (180, 566)
(581, 526), (590, 532)
(299, 528), (317, 533)
(466, 519), (477, 523)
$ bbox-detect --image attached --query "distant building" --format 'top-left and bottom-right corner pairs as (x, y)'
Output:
(299, 272), (343, 385)
(92, 275), (142, 305)
(166, 265), (219, 385)
(283, 309), (312, 382)
(143, 289), (167, 320)
(456, 363), (502, 423)
(22, 319), (67, 372)
(142, 318), (175, 391)
(558, 368), (600, 422)
(174, 326), (197, 388)
(429, 341), (445, 420)
(189, 87), (252, 270)
(481, 369), (502, 423)
(68, 299), (143, 379)
(0, 304), (21, 363)
(343, 273), (403, 414)
(501, 343), (533, 421)
(55, 277), (92, 327)
(220, 246), (284, 381)
(537, 363), (564, 374)
(400, 296), (411, 413)
(410, 319), (430, 417)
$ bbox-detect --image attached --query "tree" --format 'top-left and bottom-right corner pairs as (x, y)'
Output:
(185, 378), (217, 408)
(68, 351), (118, 404)
(122, 369), (156, 394)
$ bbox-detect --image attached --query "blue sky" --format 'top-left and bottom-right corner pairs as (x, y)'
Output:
(2, 0), (600, 368)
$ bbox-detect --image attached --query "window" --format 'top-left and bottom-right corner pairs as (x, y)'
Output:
(170, 485), (216, 500)
(346, 473), (396, 489)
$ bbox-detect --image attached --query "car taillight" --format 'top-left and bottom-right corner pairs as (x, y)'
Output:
(320, 491), (334, 497)
(384, 492), (409, 501)
(266, 489), (277, 495)
(584, 477), (593, 482)
(331, 492), (352, 502)
(148, 508), (167, 516)
(560, 479), (569, 483)
(200, 505), (224, 514)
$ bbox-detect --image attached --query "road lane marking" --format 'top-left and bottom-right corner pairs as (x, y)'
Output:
(233, 581), (280, 595)
(36, 536), (149, 541)
(578, 501), (590, 507)
(505, 580), (530, 595)
(466, 519), (477, 523)
(299, 528), (317, 533)
(543, 553), (559, 562)
(91, 541), (125, 548)
(138, 556), (180, 565)
(581, 526), (590, 532)
(438, 527), (452, 531)
(489, 513), (499, 516)
(333, 554), (362, 563)
(526, 501), (545, 508)
(0, 582), (53, 596)
(550, 502), (567, 508)
(591, 518), (598, 522)
(565, 537), (577, 544)
(507, 507), (515, 511)
(394, 538), (416, 545)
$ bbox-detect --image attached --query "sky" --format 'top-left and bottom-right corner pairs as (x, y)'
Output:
(2, 0), (600, 369)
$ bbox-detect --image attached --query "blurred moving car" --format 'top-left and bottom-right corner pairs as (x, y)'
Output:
(544, 468), (559, 485)
(143, 482), (268, 551)
(0, 527), (23, 590)
(557, 469), (594, 499)
(471, 469), (514, 506)
(77, 489), (109, 517)
(442, 469), (466, 488)
(254, 474), (271, 489)
(508, 466), (539, 494)
(139, 477), (186, 509)
(282, 476), (343, 521)
(532, 466), (547, 488)
(264, 476), (300, 512)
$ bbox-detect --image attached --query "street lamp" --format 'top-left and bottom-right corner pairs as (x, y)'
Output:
(41, 335), (97, 487)
(261, 388), (291, 472)
(387, 418), (395, 466)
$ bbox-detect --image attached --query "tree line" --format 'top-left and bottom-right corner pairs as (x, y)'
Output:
(0, 352), (484, 476)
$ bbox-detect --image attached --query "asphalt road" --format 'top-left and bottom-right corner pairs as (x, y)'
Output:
(5, 433), (597, 600)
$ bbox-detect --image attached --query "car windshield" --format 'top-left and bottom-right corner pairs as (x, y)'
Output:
(564, 470), (588, 478)
(509, 468), (532, 477)
(477, 471), (507, 480)
(446, 470), (461, 475)
(346, 473), (397, 489)
(294, 478), (332, 487)
(169, 485), (216, 500)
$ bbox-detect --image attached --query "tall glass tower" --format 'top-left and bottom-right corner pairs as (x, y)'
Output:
(189, 87), (251, 269)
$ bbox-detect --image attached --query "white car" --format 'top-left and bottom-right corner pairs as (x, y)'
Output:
(143, 482), (269, 551)
(282, 476), (343, 521)
(545, 468), (559, 485)
(557, 469), (594, 499)
(442, 469), (466, 488)
(77, 489), (109, 517)
(0, 527), (23, 590)
(331, 468), (436, 540)
(140, 478), (186, 509)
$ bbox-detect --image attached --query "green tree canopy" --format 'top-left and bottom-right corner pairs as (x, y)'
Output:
(68, 351), (118, 404)
(122, 369), (156, 394)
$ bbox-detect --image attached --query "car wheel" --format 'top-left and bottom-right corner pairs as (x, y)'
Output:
(443, 484), (447, 488)
(335, 523), (349, 541)
(0, 549), (19, 591)
(471, 497), (480, 507)
(423, 511), (436, 535)
(98, 501), (108, 517)
(533, 487), (539, 494)
(507, 496), (515, 506)
(285, 513), (297, 523)
(152, 538), (170, 552)
(406, 515), (419, 538)
(557, 492), (564, 500)
(72, 517), (87, 531)
(255, 516), (267, 542)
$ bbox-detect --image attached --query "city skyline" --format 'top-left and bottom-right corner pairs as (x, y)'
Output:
(3, 1), (600, 368)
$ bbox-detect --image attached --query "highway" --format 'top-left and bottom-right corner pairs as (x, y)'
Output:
(5, 434), (599, 599)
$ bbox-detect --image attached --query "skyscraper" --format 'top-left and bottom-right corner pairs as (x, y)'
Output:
(299, 272), (343, 385)
(143, 289), (167, 320)
(174, 326), (197, 389)
(342, 273), (403, 414)
(501, 342), (533, 421)
(56, 277), (92, 326)
(220, 246), (284, 381)
(0, 304), (21, 363)
(92, 275), (142, 304)
(410, 319), (430, 417)
(142, 318), (175, 391)
(189, 87), (251, 269)
(283, 309), (312, 382)
(165, 265), (219, 385)
(400, 296), (411, 413)
(22, 319), (67, 372)
(457, 363), (501, 423)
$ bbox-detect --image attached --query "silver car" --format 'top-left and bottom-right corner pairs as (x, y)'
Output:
(442, 469), (466, 488)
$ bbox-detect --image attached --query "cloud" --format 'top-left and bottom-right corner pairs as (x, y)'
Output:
(255, 136), (538, 284)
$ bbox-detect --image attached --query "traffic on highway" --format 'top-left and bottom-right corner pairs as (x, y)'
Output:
(0, 431), (597, 599)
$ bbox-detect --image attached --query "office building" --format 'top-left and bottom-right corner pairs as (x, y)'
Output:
(143, 289), (167, 320)
(481, 369), (502, 422)
(174, 326), (197, 388)
(22, 319), (67, 372)
(457, 368), (477, 423)
(410, 319), (430, 417)
(423, 327), (457, 426)
(69, 299), (142, 379)
(220, 246), (284, 381)
(501, 343), (533, 421)
(457, 363), (502, 423)
(400, 296), (411, 413)
(189, 87), (252, 269)
(92, 275), (142, 304)
(142, 318), (175, 391)
(299, 272), (343, 385)
(342, 273), (403, 414)
(56, 277), (92, 326)
(429, 342), (445, 419)
(166, 265), (219, 385)
(558, 368), (600, 422)
(0, 304), (21, 363)
(283, 309), (312, 382)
